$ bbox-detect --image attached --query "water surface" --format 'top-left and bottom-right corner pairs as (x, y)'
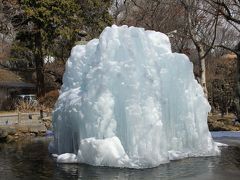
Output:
(0, 134), (240, 180)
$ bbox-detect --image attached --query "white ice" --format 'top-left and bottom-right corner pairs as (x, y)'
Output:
(51, 25), (220, 168)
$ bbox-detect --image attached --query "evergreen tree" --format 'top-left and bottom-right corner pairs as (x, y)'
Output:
(15, 0), (112, 96)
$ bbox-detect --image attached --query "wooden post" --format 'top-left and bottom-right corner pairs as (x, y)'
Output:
(18, 111), (21, 124)
(40, 109), (43, 119)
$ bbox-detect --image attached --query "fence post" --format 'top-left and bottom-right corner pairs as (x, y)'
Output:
(40, 109), (43, 119)
(18, 111), (21, 124)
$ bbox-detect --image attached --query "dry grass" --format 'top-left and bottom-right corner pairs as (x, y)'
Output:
(0, 69), (23, 82)
(16, 100), (39, 112)
(39, 90), (59, 109)
(208, 113), (240, 131)
(0, 111), (16, 114)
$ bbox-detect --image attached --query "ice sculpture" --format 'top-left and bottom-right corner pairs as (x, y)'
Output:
(51, 25), (220, 168)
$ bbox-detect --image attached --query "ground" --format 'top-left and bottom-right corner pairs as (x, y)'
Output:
(208, 113), (240, 131)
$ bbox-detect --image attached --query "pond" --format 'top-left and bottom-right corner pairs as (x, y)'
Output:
(0, 133), (240, 180)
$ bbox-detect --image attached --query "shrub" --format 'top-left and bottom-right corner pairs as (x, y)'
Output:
(39, 90), (59, 110)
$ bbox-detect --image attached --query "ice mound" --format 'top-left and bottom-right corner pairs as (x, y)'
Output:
(51, 25), (220, 168)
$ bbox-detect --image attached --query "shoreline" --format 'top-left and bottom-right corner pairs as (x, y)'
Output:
(0, 115), (52, 143)
(1, 113), (240, 143)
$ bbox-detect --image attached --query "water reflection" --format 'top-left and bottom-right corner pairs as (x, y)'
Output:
(58, 145), (240, 180)
(0, 138), (240, 180)
(57, 157), (219, 180)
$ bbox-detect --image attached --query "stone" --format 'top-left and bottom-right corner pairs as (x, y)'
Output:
(0, 128), (8, 138)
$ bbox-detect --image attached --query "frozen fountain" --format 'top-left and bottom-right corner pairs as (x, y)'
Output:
(50, 25), (220, 168)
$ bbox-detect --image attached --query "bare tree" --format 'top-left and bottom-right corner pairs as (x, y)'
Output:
(179, 0), (220, 98)
(114, 0), (192, 55)
(205, 0), (240, 117)
(110, 0), (128, 24)
(115, 0), (219, 98)
(118, 0), (184, 32)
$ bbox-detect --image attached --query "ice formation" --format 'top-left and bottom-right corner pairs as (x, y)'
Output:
(51, 25), (220, 168)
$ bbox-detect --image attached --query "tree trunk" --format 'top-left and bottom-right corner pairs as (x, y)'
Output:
(34, 31), (45, 97)
(234, 54), (240, 118)
(198, 45), (208, 98)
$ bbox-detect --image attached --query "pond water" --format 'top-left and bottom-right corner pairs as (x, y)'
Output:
(0, 133), (240, 180)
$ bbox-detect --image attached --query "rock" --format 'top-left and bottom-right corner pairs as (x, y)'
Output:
(0, 117), (50, 143)
(0, 128), (9, 143)
(7, 128), (17, 135)
(16, 125), (29, 133)
(42, 117), (52, 130)
(29, 124), (47, 134)
(42, 117), (52, 121)
(30, 133), (36, 136)
(6, 135), (15, 143)
(0, 128), (8, 138)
